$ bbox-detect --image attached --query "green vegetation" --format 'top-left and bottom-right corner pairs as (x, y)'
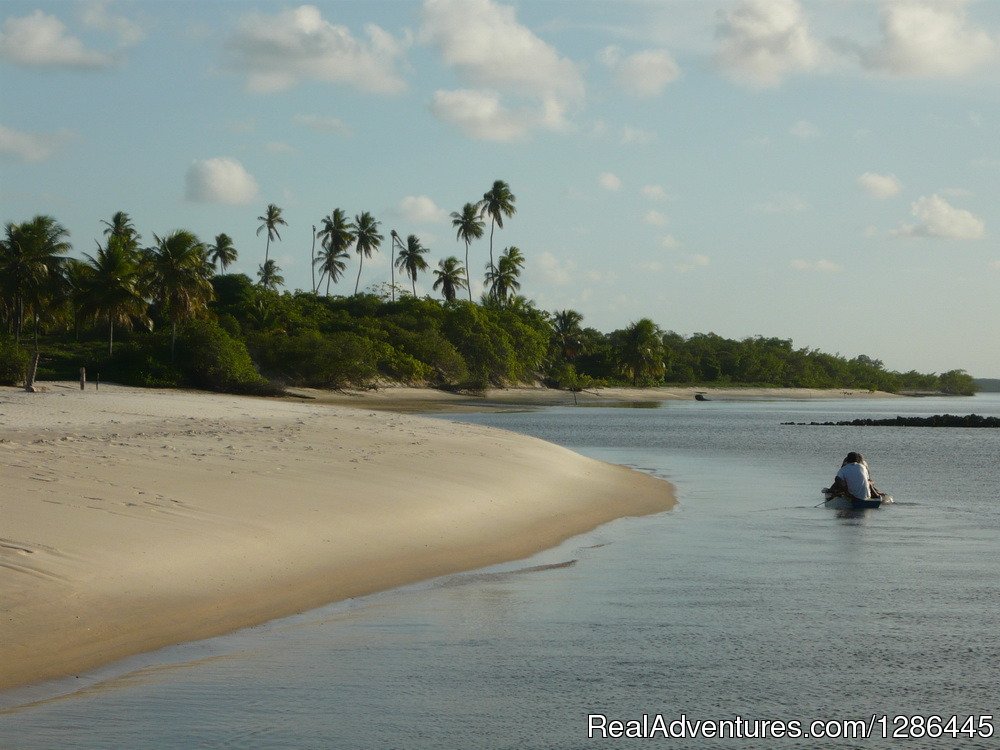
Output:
(0, 183), (977, 397)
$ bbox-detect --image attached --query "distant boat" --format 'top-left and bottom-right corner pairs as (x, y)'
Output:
(821, 488), (893, 510)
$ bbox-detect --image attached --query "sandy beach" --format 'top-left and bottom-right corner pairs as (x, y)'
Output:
(286, 384), (901, 412)
(0, 383), (674, 691)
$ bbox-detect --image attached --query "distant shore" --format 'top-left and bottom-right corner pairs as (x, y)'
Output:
(285, 384), (904, 412)
(0, 383), (673, 691)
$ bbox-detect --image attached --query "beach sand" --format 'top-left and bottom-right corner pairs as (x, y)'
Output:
(0, 383), (674, 691)
(285, 384), (900, 412)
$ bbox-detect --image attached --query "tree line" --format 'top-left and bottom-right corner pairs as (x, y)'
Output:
(0, 180), (976, 396)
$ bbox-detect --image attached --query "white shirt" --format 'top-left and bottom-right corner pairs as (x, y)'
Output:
(836, 462), (871, 500)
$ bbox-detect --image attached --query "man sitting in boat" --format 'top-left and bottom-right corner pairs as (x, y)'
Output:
(830, 452), (884, 500)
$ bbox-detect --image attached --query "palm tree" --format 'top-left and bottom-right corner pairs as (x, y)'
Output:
(484, 245), (524, 305)
(80, 236), (149, 354)
(451, 202), (484, 302)
(0, 216), (71, 345)
(315, 209), (355, 295)
(208, 233), (238, 272)
(257, 259), (284, 292)
(432, 256), (467, 302)
(552, 309), (585, 361)
(351, 211), (383, 295)
(476, 180), (516, 276)
(611, 318), (666, 385)
(394, 234), (430, 297)
(101, 211), (141, 249)
(148, 230), (214, 360)
(256, 203), (287, 264)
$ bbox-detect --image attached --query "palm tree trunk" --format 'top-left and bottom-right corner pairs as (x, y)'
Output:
(264, 235), (271, 265)
(310, 226), (316, 294)
(354, 256), (364, 295)
(488, 220), (496, 273)
(465, 240), (472, 302)
(411, 276), (416, 297)
(108, 316), (114, 356)
(171, 321), (177, 363)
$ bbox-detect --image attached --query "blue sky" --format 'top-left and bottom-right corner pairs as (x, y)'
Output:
(2, 0), (999, 376)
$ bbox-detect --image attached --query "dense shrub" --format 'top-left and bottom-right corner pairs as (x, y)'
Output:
(0, 336), (27, 385)
(249, 329), (379, 388)
(175, 319), (275, 394)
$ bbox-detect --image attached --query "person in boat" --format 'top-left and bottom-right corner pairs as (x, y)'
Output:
(829, 452), (884, 500)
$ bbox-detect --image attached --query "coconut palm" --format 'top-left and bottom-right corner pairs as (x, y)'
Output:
(450, 202), (484, 302)
(208, 233), (238, 272)
(314, 246), (349, 296)
(80, 236), (150, 354)
(256, 203), (287, 264)
(611, 318), (666, 385)
(484, 245), (524, 305)
(315, 208), (355, 295)
(0, 215), (71, 345)
(476, 180), (516, 275)
(552, 309), (585, 361)
(257, 259), (284, 292)
(101, 211), (141, 249)
(394, 234), (429, 297)
(148, 230), (214, 359)
(432, 256), (467, 302)
(351, 211), (383, 295)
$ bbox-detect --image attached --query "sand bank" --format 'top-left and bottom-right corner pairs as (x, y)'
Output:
(286, 384), (901, 412)
(0, 384), (673, 691)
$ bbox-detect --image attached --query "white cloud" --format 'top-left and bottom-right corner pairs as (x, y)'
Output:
(227, 5), (408, 94)
(893, 194), (984, 239)
(642, 184), (670, 202)
(293, 114), (351, 135)
(185, 158), (259, 205)
(80, 1), (144, 47)
(858, 171), (902, 199)
(0, 124), (74, 162)
(0, 10), (113, 69)
(400, 195), (447, 223)
(714, 0), (821, 87)
(598, 172), (622, 191)
(989, 260), (1000, 271)
(862, 0), (996, 77)
(599, 45), (680, 97)
(660, 235), (680, 250)
(791, 259), (841, 272)
(421, 0), (584, 137)
(755, 192), (809, 213)
(677, 254), (710, 273)
(790, 119), (820, 139)
(429, 89), (531, 142)
(535, 251), (574, 286)
(643, 210), (668, 227)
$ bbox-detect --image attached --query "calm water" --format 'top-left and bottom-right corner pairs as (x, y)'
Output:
(3, 394), (999, 749)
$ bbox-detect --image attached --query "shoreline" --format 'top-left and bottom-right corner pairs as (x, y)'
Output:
(284, 384), (905, 412)
(0, 383), (674, 692)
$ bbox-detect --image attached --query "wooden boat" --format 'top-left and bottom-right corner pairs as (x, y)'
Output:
(821, 488), (893, 510)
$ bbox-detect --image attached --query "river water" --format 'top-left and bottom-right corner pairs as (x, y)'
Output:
(2, 394), (999, 749)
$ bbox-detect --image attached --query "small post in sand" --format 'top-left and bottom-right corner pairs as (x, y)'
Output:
(80, 367), (86, 391)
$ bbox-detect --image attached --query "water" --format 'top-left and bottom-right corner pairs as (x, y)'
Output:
(3, 394), (999, 749)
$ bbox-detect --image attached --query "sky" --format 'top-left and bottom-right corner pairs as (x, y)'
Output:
(1, 0), (999, 377)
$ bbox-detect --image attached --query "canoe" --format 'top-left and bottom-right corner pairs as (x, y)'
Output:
(821, 488), (893, 510)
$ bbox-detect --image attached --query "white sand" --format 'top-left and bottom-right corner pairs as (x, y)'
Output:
(0, 383), (674, 690)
